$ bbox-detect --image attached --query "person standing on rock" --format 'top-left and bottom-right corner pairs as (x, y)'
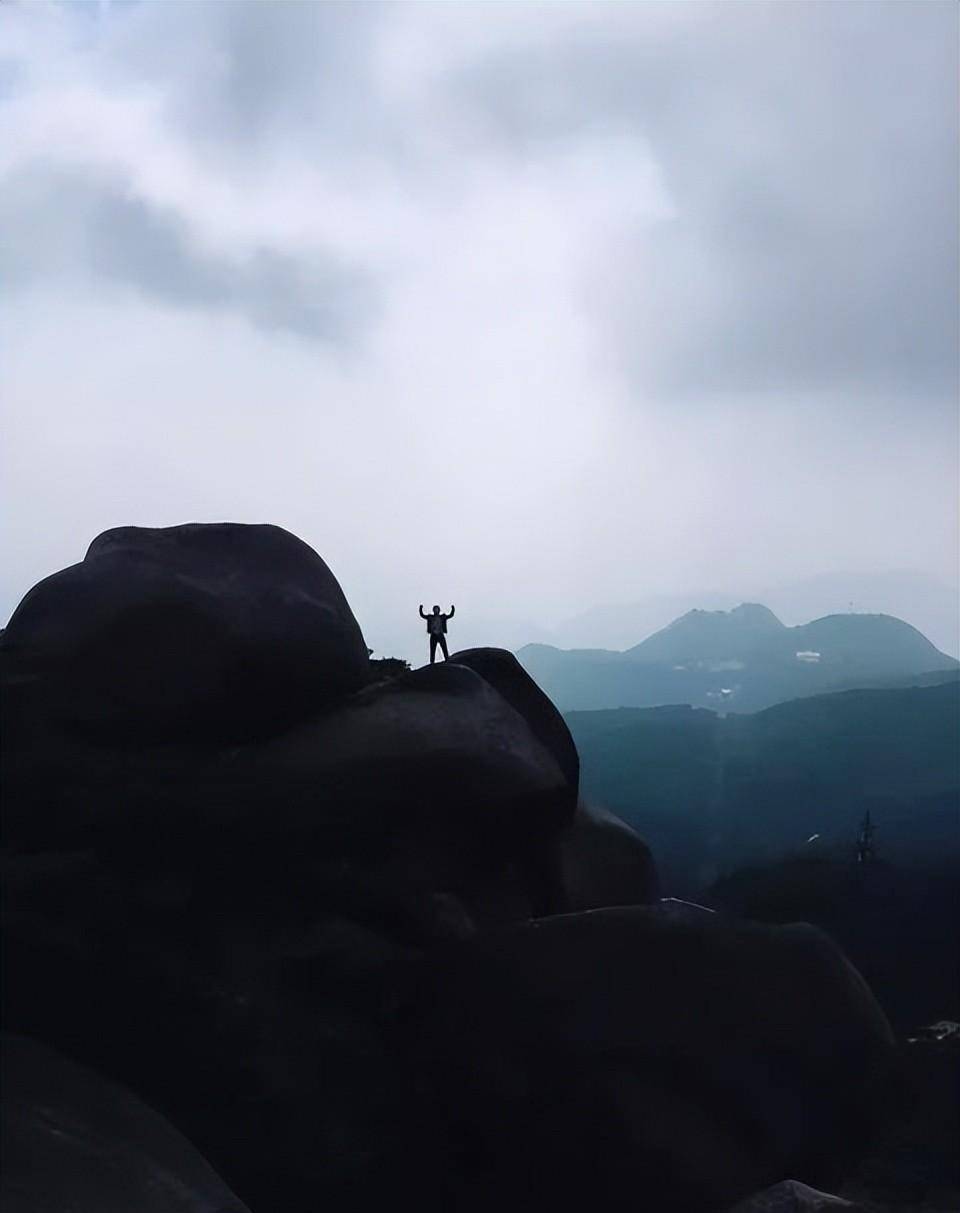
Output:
(419, 603), (454, 664)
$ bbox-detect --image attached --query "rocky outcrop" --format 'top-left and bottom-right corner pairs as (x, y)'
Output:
(449, 646), (579, 791)
(727, 1180), (857, 1210)
(420, 904), (896, 1212)
(3, 853), (895, 1213)
(555, 799), (659, 910)
(1, 1034), (251, 1213)
(3, 655), (576, 921)
(1, 524), (898, 1213)
(2, 523), (370, 745)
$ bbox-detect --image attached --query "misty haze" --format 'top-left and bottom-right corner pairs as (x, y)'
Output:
(2, 4), (958, 1213)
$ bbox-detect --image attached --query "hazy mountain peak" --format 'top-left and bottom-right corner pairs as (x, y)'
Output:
(519, 603), (957, 714)
(632, 602), (786, 663)
(551, 574), (958, 659)
(729, 603), (784, 627)
(666, 603), (784, 631)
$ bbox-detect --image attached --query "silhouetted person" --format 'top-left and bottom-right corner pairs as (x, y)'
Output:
(419, 603), (454, 663)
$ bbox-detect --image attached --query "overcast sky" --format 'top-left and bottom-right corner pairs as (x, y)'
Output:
(2, 1), (957, 661)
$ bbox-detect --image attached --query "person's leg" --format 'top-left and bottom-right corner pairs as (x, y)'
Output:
(430, 634), (438, 664)
(439, 635), (449, 661)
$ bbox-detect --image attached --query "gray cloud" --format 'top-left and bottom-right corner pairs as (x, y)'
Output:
(102, 0), (400, 162)
(9, 3), (954, 385)
(0, 164), (374, 343)
(449, 3), (959, 403)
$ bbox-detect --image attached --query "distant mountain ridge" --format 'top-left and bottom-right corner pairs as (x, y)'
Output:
(552, 571), (959, 658)
(518, 603), (957, 713)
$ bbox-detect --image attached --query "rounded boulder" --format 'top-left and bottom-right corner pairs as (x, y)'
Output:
(449, 647), (579, 796)
(555, 799), (659, 911)
(3, 661), (574, 925)
(2, 523), (369, 743)
(420, 905), (897, 1212)
(1, 1034), (251, 1213)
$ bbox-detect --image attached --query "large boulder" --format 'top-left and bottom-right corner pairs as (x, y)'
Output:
(418, 904), (898, 1212)
(1, 652), (580, 1205)
(1, 847), (463, 1212)
(245, 659), (577, 843)
(1, 523), (370, 745)
(449, 647), (579, 793)
(726, 1181), (858, 1211)
(555, 799), (659, 911)
(3, 662), (574, 919)
(1, 1033), (251, 1213)
(4, 866), (896, 1213)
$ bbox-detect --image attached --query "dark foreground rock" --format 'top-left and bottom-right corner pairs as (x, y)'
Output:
(1, 524), (898, 1213)
(2, 523), (370, 745)
(839, 1034), (960, 1213)
(2, 845), (445, 1212)
(1, 1033), (250, 1213)
(419, 905), (897, 1212)
(555, 798), (659, 910)
(3, 856), (897, 1213)
(3, 660), (576, 919)
(727, 1180), (858, 1210)
(449, 646), (580, 790)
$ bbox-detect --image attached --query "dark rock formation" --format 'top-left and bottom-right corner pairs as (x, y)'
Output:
(555, 799), (659, 910)
(3, 660), (576, 921)
(449, 646), (580, 791)
(1, 529), (583, 1208)
(420, 905), (896, 1212)
(1, 1033), (251, 1213)
(2, 523), (369, 745)
(0, 524), (899, 1213)
(1, 845), (454, 1212)
(3, 854), (896, 1213)
(726, 1180), (857, 1210)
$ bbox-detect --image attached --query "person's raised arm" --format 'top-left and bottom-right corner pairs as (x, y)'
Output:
(447, 605), (455, 619)
(419, 604), (427, 619)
